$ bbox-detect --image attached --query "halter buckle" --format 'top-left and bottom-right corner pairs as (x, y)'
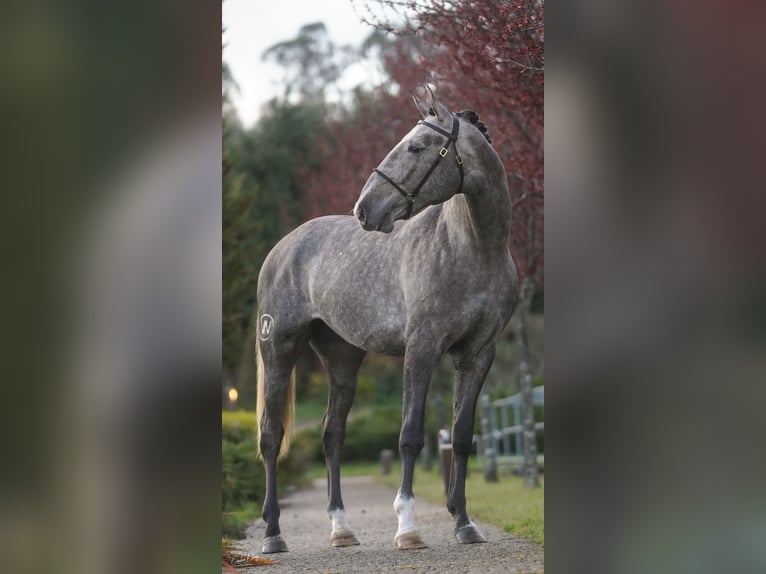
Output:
(456, 154), (463, 165)
(439, 147), (448, 158)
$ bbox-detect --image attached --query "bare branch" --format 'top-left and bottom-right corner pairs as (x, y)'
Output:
(511, 191), (530, 207)
(494, 58), (544, 72)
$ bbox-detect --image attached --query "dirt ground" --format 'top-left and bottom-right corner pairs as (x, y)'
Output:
(235, 476), (544, 573)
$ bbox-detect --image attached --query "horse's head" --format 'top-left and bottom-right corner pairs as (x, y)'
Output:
(354, 86), (466, 232)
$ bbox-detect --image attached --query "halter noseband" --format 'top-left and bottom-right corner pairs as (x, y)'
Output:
(372, 113), (464, 220)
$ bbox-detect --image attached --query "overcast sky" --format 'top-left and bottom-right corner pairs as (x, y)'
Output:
(223, 0), (387, 127)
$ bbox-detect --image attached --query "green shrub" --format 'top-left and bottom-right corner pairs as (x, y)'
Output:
(222, 436), (264, 511)
(222, 410), (257, 443)
(355, 373), (378, 406)
(342, 406), (402, 461)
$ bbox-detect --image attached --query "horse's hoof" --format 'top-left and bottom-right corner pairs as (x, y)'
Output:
(455, 523), (488, 544)
(331, 528), (360, 547)
(261, 534), (289, 554)
(395, 530), (428, 550)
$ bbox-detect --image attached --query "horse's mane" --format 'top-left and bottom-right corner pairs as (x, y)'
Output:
(456, 110), (491, 144)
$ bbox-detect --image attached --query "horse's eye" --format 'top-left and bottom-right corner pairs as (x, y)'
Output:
(408, 144), (424, 153)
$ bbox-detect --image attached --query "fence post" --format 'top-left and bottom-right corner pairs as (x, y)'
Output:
(479, 394), (498, 482)
(380, 449), (393, 475)
(475, 433), (484, 462)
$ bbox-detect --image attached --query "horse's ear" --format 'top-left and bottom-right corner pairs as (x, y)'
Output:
(410, 90), (430, 120)
(425, 84), (450, 122)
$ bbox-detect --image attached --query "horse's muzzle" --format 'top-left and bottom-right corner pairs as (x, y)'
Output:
(354, 202), (394, 233)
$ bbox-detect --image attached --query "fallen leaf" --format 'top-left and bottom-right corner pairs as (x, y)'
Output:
(222, 550), (277, 569)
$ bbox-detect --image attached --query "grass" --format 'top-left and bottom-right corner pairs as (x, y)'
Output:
(309, 458), (544, 545)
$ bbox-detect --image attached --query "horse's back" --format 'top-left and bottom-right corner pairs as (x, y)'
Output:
(257, 215), (356, 304)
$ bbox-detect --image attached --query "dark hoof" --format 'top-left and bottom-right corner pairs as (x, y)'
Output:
(395, 530), (428, 550)
(262, 534), (288, 554)
(455, 523), (488, 544)
(331, 528), (360, 547)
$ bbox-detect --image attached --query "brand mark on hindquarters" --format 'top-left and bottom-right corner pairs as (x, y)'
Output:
(259, 314), (275, 341)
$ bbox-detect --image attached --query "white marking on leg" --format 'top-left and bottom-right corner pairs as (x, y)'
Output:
(393, 492), (417, 537)
(328, 508), (352, 535)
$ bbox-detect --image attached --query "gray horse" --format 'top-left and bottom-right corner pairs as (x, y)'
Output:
(256, 86), (517, 553)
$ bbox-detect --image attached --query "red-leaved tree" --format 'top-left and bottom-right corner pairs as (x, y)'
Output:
(301, 88), (408, 218)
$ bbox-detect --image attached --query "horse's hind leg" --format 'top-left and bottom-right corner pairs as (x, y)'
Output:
(258, 327), (310, 554)
(310, 322), (366, 547)
(447, 344), (496, 544)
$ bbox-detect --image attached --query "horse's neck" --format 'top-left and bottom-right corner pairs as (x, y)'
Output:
(442, 163), (511, 252)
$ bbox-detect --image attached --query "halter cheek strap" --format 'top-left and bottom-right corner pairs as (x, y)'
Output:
(372, 114), (464, 220)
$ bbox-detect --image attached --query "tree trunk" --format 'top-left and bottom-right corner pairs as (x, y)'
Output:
(516, 275), (540, 487)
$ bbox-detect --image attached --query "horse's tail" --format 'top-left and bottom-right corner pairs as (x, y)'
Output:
(255, 336), (296, 461)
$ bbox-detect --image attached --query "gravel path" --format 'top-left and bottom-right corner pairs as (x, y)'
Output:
(236, 476), (544, 573)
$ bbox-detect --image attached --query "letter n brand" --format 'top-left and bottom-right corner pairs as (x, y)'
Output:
(259, 314), (274, 341)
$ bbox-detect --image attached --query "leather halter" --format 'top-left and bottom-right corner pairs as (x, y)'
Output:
(372, 114), (464, 220)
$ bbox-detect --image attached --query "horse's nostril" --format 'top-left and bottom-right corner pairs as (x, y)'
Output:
(356, 207), (366, 224)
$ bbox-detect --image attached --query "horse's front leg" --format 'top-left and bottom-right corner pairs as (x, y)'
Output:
(447, 344), (496, 544)
(394, 345), (438, 550)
